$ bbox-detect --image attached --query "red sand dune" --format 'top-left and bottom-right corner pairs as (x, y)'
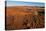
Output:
(6, 6), (45, 30)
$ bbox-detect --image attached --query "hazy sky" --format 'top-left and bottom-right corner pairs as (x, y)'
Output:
(6, 1), (45, 7)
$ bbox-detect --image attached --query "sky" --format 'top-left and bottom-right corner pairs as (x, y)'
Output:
(6, 1), (45, 7)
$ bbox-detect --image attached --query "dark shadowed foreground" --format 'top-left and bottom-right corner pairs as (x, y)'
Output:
(5, 6), (45, 30)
